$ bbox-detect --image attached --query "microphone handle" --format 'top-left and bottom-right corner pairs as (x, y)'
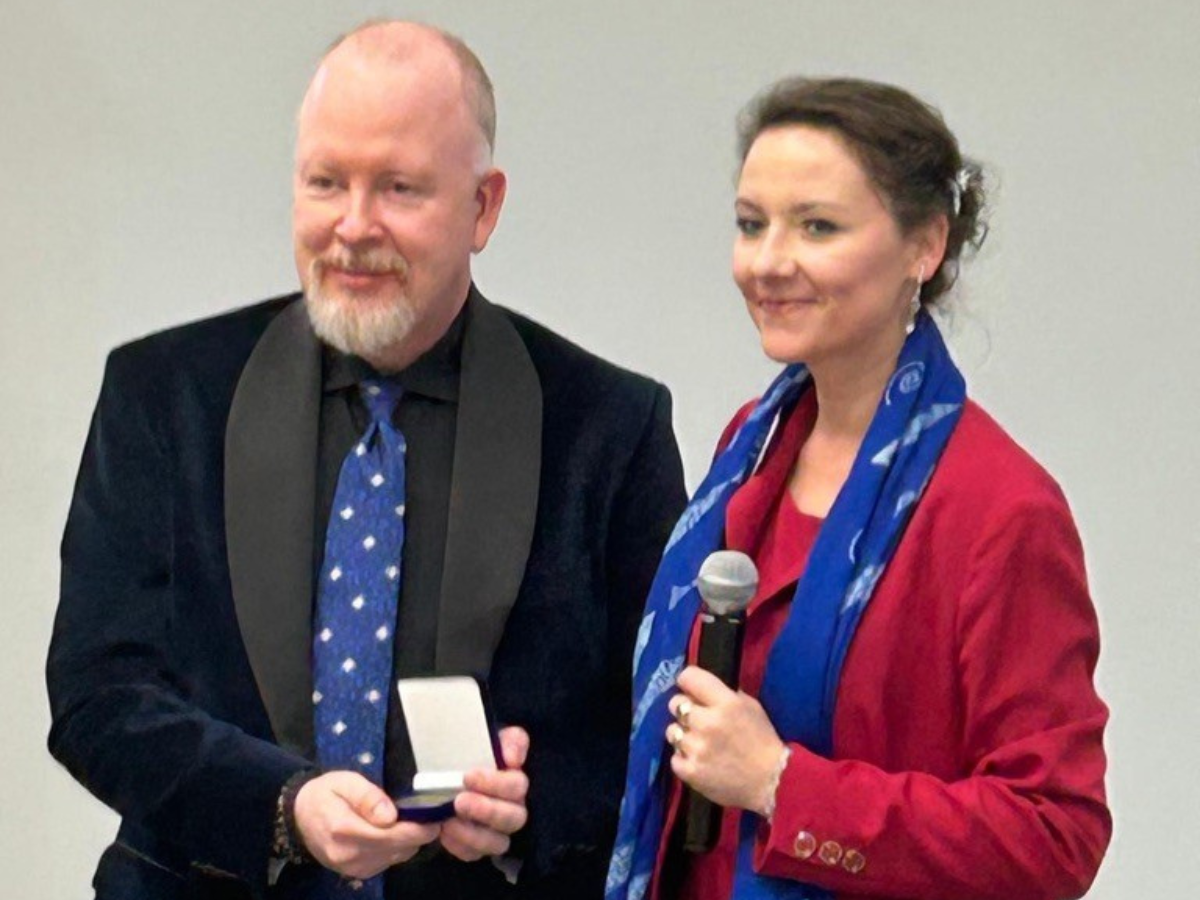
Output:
(682, 610), (745, 854)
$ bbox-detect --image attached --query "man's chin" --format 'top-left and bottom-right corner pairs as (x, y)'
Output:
(304, 288), (416, 363)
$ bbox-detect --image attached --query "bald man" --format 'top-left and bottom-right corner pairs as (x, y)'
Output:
(48, 21), (686, 900)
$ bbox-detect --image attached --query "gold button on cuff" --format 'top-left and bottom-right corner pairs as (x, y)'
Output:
(842, 848), (866, 874)
(818, 840), (843, 866)
(792, 831), (817, 859)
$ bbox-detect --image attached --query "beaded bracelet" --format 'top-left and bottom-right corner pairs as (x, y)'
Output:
(272, 770), (319, 865)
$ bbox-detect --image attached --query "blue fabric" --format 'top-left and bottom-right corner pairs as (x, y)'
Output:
(606, 312), (966, 900)
(313, 379), (406, 899)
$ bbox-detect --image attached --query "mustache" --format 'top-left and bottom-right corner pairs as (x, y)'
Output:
(313, 248), (409, 277)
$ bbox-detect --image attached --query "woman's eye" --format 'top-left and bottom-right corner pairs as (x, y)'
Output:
(803, 218), (839, 237)
(736, 217), (764, 237)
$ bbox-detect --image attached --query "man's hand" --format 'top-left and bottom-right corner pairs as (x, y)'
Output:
(440, 726), (530, 862)
(293, 771), (440, 880)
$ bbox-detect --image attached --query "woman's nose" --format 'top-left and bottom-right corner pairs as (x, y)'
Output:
(751, 230), (798, 279)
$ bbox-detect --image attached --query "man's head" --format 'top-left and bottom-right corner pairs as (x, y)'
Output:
(293, 21), (506, 371)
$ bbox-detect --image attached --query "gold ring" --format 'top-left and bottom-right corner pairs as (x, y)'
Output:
(667, 723), (686, 756)
(676, 699), (693, 729)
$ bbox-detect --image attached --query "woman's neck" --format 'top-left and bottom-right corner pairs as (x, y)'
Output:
(807, 339), (900, 445)
(788, 343), (901, 517)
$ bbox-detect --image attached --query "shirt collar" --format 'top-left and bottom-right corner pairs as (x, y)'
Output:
(322, 303), (466, 403)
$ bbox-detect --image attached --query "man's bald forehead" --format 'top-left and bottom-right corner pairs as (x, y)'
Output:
(304, 19), (496, 154)
(326, 20), (450, 67)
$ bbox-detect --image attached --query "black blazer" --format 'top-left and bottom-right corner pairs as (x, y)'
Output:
(48, 290), (687, 899)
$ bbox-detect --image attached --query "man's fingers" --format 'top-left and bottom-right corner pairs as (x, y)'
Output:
(382, 821), (442, 853)
(440, 816), (512, 861)
(364, 796), (399, 827)
(319, 820), (441, 878)
(497, 725), (530, 769)
(461, 767), (529, 804)
(294, 772), (439, 877)
(331, 773), (396, 826)
(454, 789), (528, 835)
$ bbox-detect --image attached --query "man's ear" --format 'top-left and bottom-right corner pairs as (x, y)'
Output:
(472, 168), (508, 253)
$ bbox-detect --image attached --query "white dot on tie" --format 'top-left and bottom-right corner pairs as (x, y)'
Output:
(386, 565), (399, 580)
(362, 535), (376, 551)
(375, 626), (389, 641)
(395, 504), (405, 517)
(358, 752), (375, 766)
(355, 443), (367, 457)
(366, 689), (381, 704)
(370, 473), (385, 488)
(342, 658), (357, 673)
(340, 506), (354, 520)
(367, 384), (381, 397)
(332, 720), (347, 735)
(330, 566), (342, 582)
(319, 627), (333, 643)
(312, 690), (323, 704)
(351, 595), (365, 610)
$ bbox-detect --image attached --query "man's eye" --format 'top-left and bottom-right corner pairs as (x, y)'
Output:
(736, 217), (764, 237)
(389, 181), (412, 195)
(306, 176), (336, 192)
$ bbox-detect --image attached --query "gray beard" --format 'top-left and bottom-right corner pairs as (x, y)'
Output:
(303, 268), (416, 365)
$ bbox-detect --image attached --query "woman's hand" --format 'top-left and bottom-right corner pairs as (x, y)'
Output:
(667, 666), (786, 814)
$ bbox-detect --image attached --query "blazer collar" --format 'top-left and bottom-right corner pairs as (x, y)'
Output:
(225, 298), (321, 757)
(436, 288), (542, 675)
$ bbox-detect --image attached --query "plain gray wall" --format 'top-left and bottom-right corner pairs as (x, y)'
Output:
(3, 0), (1197, 896)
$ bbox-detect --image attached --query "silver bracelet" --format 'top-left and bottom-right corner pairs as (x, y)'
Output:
(761, 744), (792, 823)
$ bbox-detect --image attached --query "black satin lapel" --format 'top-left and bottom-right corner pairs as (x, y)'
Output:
(436, 294), (542, 675)
(225, 300), (320, 757)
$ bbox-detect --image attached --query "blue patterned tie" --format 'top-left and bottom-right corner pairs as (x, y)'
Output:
(313, 379), (406, 898)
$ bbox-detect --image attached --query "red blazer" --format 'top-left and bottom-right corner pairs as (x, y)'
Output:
(659, 397), (1110, 900)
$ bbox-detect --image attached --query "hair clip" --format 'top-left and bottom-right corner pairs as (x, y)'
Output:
(950, 168), (971, 217)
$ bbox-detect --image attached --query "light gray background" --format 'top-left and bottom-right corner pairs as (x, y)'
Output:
(3, 1), (1196, 896)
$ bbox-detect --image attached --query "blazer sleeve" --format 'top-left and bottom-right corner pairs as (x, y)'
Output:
(47, 345), (310, 888)
(604, 384), (689, 694)
(751, 489), (1111, 900)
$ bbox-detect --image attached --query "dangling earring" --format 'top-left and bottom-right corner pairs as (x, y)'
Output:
(905, 264), (925, 336)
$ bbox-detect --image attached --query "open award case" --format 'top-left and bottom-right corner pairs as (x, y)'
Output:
(393, 676), (503, 822)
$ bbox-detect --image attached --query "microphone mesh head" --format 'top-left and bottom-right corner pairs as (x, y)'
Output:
(697, 551), (758, 616)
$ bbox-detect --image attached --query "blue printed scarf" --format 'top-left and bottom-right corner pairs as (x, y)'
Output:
(606, 312), (965, 900)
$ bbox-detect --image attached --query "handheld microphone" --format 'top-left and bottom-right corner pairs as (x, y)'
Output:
(682, 550), (758, 854)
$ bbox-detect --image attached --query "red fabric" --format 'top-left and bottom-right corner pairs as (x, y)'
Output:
(655, 395), (1110, 900)
(676, 397), (822, 900)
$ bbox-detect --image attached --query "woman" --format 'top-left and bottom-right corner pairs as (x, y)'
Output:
(607, 78), (1110, 900)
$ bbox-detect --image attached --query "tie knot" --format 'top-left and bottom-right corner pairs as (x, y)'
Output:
(360, 379), (403, 425)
